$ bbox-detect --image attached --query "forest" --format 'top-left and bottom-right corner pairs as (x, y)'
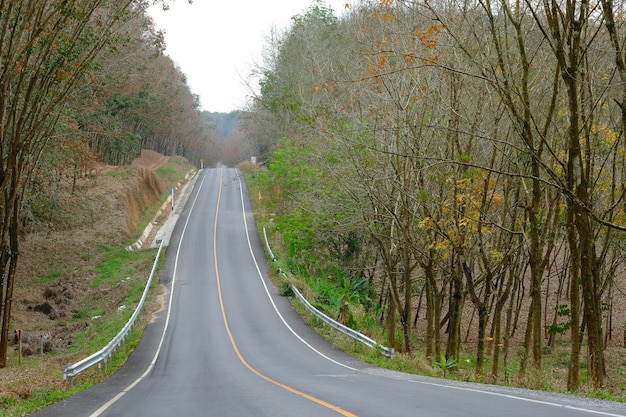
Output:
(243, 0), (626, 393)
(0, 0), (219, 369)
(3, 0), (626, 401)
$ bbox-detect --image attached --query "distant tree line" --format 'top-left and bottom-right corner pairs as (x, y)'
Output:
(203, 110), (259, 167)
(244, 0), (626, 391)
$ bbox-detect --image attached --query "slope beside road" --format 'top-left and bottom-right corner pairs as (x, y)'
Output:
(31, 168), (626, 417)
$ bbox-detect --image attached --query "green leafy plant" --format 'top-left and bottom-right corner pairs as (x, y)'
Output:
(547, 304), (572, 336)
(433, 355), (457, 377)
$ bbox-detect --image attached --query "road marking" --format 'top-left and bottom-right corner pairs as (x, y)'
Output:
(406, 379), (626, 417)
(89, 170), (210, 417)
(234, 173), (358, 372)
(85, 167), (624, 417)
(231, 169), (625, 417)
(214, 169), (358, 417)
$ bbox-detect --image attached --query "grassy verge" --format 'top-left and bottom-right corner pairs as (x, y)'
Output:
(0, 246), (163, 417)
(0, 161), (191, 416)
(238, 161), (626, 403)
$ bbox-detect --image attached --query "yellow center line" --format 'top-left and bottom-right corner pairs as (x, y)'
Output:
(212, 169), (357, 417)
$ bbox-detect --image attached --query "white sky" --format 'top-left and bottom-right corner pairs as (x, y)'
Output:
(148, 1), (348, 113)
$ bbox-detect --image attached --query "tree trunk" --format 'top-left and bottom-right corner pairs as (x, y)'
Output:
(567, 210), (581, 390)
(492, 266), (514, 380)
(424, 259), (440, 360)
(401, 266), (412, 354)
(446, 257), (463, 361)
(577, 209), (604, 389)
(0, 177), (21, 367)
(462, 260), (490, 375)
(387, 283), (397, 352)
(527, 156), (544, 370)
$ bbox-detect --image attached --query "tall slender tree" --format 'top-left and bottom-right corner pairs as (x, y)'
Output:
(0, 0), (180, 367)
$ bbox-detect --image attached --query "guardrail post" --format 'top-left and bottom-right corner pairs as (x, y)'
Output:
(63, 365), (74, 387)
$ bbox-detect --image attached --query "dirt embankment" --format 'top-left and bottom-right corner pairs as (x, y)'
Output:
(15, 151), (172, 333)
(1, 150), (193, 401)
(125, 167), (162, 235)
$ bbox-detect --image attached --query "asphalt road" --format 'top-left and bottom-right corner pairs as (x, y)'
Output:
(32, 168), (626, 417)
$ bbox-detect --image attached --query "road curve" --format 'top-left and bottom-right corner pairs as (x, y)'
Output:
(32, 168), (626, 417)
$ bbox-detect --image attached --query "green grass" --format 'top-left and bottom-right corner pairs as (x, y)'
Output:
(70, 312), (131, 352)
(1, 247), (163, 416)
(72, 304), (105, 321)
(155, 159), (192, 190)
(241, 166), (626, 401)
(128, 200), (167, 242)
(0, 160), (191, 416)
(156, 166), (176, 176)
(38, 271), (62, 284)
(71, 247), (159, 352)
(91, 246), (156, 289)
(0, 324), (145, 417)
(1, 384), (90, 417)
(105, 167), (133, 179)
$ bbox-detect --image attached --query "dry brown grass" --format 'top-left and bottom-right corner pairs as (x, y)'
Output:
(1, 151), (193, 413)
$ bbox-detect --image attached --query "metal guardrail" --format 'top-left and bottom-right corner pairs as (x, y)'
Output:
(63, 240), (165, 384)
(262, 227), (394, 359)
(263, 227), (275, 261)
(290, 285), (395, 358)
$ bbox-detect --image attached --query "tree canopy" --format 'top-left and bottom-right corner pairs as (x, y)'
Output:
(245, 0), (626, 391)
(0, 0), (214, 367)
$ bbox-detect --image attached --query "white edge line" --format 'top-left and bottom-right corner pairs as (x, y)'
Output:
(89, 169), (623, 417)
(89, 171), (209, 417)
(235, 171), (357, 372)
(407, 379), (626, 417)
(236, 169), (626, 417)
